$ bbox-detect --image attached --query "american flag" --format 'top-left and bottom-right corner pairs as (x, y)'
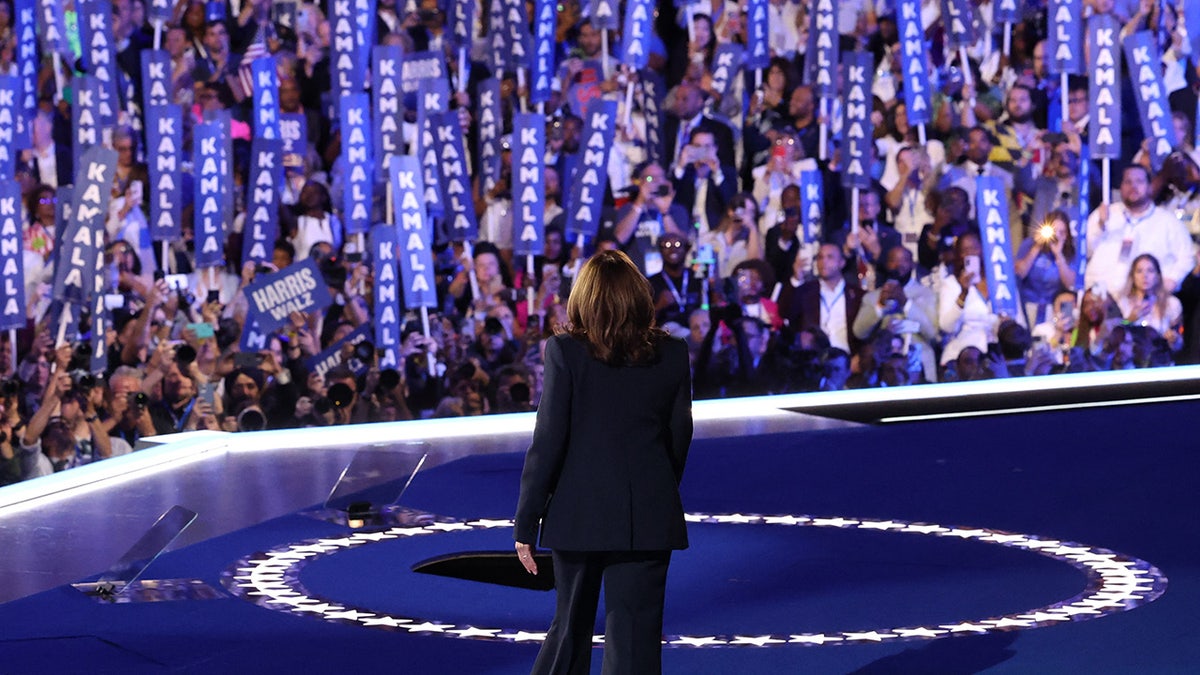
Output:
(236, 24), (275, 100)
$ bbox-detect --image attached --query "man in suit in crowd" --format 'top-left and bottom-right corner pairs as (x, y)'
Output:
(778, 242), (864, 354)
(671, 129), (738, 237)
(663, 81), (736, 169)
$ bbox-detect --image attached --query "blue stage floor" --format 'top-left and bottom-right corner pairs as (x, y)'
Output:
(0, 388), (1197, 673)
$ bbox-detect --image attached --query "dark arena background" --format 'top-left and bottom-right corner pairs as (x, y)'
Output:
(1, 368), (1198, 673)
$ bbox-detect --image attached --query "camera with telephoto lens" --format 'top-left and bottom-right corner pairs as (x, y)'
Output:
(353, 341), (375, 364)
(174, 343), (197, 366)
(71, 370), (97, 391)
(128, 392), (149, 411)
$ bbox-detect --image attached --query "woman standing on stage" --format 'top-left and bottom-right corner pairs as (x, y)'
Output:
(514, 250), (693, 675)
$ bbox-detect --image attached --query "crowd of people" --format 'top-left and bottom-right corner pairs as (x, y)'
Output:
(4, 0), (1200, 485)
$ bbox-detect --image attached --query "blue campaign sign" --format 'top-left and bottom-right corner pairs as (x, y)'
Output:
(621, 0), (653, 70)
(35, 0), (67, 56)
(530, 0), (556, 104)
(588, 0), (618, 29)
(15, 0), (37, 133)
(710, 44), (743, 100)
(993, 0), (1020, 24)
(0, 77), (18, 176)
(810, 0), (840, 98)
(400, 51), (446, 101)
(192, 120), (228, 268)
(370, 223), (402, 370)
(449, 0), (475, 47)
(53, 146), (116, 306)
(1075, 157), (1089, 291)
(280, 112), (307, 176)
(416, 79), (449, 219)
(896, 0), (933, 126)
(89, 292), (108, 374)
(0, 181), (27, 331)
(146, 104), (183, 241)
(940, 0), (977, 49)
(501, 0), (532, 71)
(205, 0), (225, 21)
(243, 138), (283, 266)
(372, 45), (404, 183)
(391, 156), (438, 309)
(565, 99), (617, 240)
(252, 57), (281, 140)
(477, 78), (503, 194)
(799, 169), (824, 243)
(305, 324), (372, 378)
(974, 176), (1019, 318)
(1047, 0), (1082, 75)
(744, 0), (769, 70)
(639, 69), (666, 165)
(1124, 31), (1178, 172)
(72, 77), (103, 184)
(79, 0), (119, 128)
(433, 111), (479, 241)
(330, 0), (359, 98)
(245, 258), (334, 334)
(488, 0), (509, 73)
(140, 50), (171, 111)
(352, 0), (374, 77)
(339, 93), (373, 236)
(512, 113), (546, 257)
(1088, 15), (1121, 160)
(841, 51), (875, 190)
(147, 0), (172, 23)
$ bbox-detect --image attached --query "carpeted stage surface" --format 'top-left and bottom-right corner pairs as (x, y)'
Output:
(1, 401), (1196, 673)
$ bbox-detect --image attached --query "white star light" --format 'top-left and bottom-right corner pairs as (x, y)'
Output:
(292, 603), (343, 614)
(942, 529), (988, 539)
(983, 617), (1034, 629)
(1053, 605), (1101, 616)
(1066, 552), (1116, 564)
(810, 517), (858, 528)
(426, 522), (474, 532)
(290, 543), (340, 554)
(1049, 546), (1092, 556)
(448, 626), (502, 638)
(325, 609), (376, 621)
(842, 631), (897, 642)
(788, 634), (843, 645)
(683, 513), (710, 522)
(385, 527), (433, 537)
(498, 630), (546, 642)
(351, 532), (398, 542)
(315, 537), (363, 548)
(1013, 539), (1062, 549)
(671, 636), (726, 647)
(712, 514), (760, 524)
(858, 520), (905, 530)
(729, 635), (785, 646)
(893, 627), (947, 638)
(467, 519), (515, 528)
(1018, 612), (1072, 623)
(980, 534), (1028, 544)
(939, 622), (990, 633)
(762, 515), (809, 526)
(902, 524), (948, 534)
(360, 616), (412, 628)
(406, 622), (449, 633)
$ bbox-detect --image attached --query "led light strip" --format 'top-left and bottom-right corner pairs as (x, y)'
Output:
(221, 512), (1167, 647)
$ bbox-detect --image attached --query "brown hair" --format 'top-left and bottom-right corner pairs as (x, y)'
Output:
(564, 250), (667, 365)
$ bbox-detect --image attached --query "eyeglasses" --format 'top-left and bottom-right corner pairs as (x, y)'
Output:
(38, 197), (56, 205)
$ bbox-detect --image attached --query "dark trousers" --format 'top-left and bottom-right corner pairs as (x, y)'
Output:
(531, 549), (672, 675)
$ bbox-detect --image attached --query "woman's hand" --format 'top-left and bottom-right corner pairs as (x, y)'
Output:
(515, 542), (538, 575)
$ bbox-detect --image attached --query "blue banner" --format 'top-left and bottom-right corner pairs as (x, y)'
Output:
(146, 104), (183, 241)
(339, 93), (373, 236)
(974, 175), (1019, 318)
(621, 0), (653, 70)
(72, 77), (103, 181)
(79, 0), (119, 129)
(639, 69), (666, 165)
(372, 45), (404, 183)
(710, 44), (743, 100)
(305, 323), (371, 378)
(940, 0), (976, 49)
(530, 0), (556, 104)
(477, 78), (503, 194)
(147, 0), (172, 23)
(89, 292), (108, 374)
(488, 0), (510, 74)
(449, 0), (475, 48)
(252, 56), (281, 140)
(565, 99), (617, 240)
(193, 120), (227, 268)
(0, 182), (27, 331)
(53, 146), (116, 306)
(370, 223), (402, 370)
(588, 0), (618, 29)
(353, 0), (374, 78)
(993, 0), (1020, 24)
(271, 0), (297, 33)
(239, 317), (271, 353)
(216, 111), (235, 246)
(1088, 15), (1121, 160)
(809, 0), (839, 98)
(416, 79), (449, 219)
(15, 0), (37, 139)
(501, 0), (532, 71)
(390, 156), (438, 309)
(205, 0), (225, 21)
(245, 257), (333, 333)
(56, 186), (73, 235)
(799, 169), (823, 243)
(141, 50), (171, 111)
(896, 0), (933, 126)
(1187, 2), (1200, 74)
(841, 51), (875, 190)
(1075, 154), (1089, 291)
(330, 0), (359, 98)
(400, 50), (447, 101)
(1047, 0), (1083, 75)
(1124, 31), (1178, 172)
(745, 0), (769, 70)
(280, 112), (307, 176)
(512, 113), (546, 257)
(0, 77), (18, 176)
(243, 138), (283, 266)
(35, 0), (67, 56)
(432, 111), (479, 241)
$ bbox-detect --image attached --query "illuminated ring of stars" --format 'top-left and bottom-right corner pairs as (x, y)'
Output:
(220, 513), (1167, 647)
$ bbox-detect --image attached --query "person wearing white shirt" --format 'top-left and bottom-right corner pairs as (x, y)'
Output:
(1085, 165), (1194, 296)
(939, 232), (1000, 366)
(884, 145), (938, 259)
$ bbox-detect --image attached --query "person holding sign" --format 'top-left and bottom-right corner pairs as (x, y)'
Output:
(515, 250), (691, 675)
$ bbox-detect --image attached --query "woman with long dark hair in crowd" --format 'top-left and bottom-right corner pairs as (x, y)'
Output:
(514, 250), (692, 674)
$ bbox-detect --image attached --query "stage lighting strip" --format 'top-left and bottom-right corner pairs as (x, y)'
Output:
(220, 513), (1167, 647)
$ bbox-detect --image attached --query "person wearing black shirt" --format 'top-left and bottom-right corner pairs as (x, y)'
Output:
(648, 233), (704, 327)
